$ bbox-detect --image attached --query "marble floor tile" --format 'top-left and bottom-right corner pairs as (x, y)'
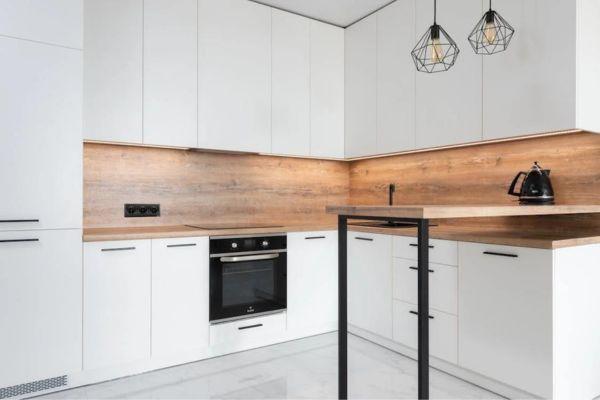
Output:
(38, 333), (504, 400)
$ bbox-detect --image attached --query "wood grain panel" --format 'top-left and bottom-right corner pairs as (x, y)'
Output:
(84, 144), (349, 228)
(349, 131), (600, 235)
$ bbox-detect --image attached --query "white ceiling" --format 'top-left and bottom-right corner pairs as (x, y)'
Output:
(251, 0), (394, 27)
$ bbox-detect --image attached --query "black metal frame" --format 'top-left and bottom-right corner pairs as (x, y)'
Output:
(338, 215), (430, 400)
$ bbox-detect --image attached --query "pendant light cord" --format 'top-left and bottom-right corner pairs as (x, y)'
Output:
(489, 0), (492, 11)
(433, 0), (437, 24)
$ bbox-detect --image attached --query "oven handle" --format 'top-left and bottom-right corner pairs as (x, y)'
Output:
(219, 253), (280, 263)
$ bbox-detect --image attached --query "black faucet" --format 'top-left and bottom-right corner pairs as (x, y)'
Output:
(388, 183), (396, 206)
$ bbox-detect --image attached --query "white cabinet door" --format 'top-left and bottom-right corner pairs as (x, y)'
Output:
(393, 300), (457, 364)
(287, 231), (338, 336)
(83, 240), (151, 370)
(0, 230), (82, 387)
(143, 0), (197, 148)
(152, 237), (209, 360)
(198, 0), (271, 153)
(0, 0), (83, 49)
(348, 232), (393, 339)
(458, 242), (553, 398)
(0, 38), (82, 231)
(345, 14), (377, 158)
(415, 0), (482, 148)
(271, 9), (310, 157)
(84, 0), (143, 143)
(310, 21), (345, 159)
(483, 0), (576, 139)
(376, 0), (416, 153)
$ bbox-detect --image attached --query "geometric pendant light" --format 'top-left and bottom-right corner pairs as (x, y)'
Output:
(411, 0), (460, 73)
(468, 0), (515, 55)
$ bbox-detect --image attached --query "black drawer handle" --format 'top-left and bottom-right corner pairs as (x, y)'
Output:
(305, 236), (326, 240)
(409, 266), (434, 273)
(483, 251), (518, 258)
(238, 323), (263, 330)
(0, 219), (39, 223)
(410, 243), (434, 249)
(167, 243), (197, 248)
(0, 238), (39, 243)
(355, 237), (374, 241)
(409, 310), (434, 319)
(101, 247), (136, 252)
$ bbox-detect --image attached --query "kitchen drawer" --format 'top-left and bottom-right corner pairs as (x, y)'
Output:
(393, 300), (457, 364)
(210, 312), (286, 347)
(393, 236), (458, 266)
(393, 258), (457, 315)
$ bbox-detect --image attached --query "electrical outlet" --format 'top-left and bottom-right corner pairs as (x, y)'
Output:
(124, 204), (160, 218)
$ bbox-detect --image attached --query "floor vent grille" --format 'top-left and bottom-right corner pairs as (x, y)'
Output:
(0, 376), (68, 399)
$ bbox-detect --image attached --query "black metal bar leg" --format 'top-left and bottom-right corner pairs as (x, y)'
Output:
(338, 215), (348, 400)
(417, 219), (430, 400)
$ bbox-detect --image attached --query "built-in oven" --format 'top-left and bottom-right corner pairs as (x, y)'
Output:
(209, 234), (287, 323)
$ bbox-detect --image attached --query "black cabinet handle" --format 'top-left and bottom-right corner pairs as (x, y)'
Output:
(101, 247), (136, 252)
(409, 266), (434, 273)
(410, 243), (434, 249)
(167, 243), (197, 248)
(305, 236), (326, 240)
(409, 310), (434, 319)
(355, 237), (374, 241)
(0, 238), (39, 243)
(238, 323), (263, 330)
(483, 251), (518, 258)
(0, 219), (39, 223)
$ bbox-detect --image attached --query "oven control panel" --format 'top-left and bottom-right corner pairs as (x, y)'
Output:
(210, 235), (287, 255)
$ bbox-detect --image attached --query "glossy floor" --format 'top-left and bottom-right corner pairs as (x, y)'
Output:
(39, 333), (502, 399)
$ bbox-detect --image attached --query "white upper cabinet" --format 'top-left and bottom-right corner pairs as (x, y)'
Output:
(271, 9), (310, 156)
(0, 0), (83, 49)
(415, 0), (482, 148)
(198, 0), (271, 153)
(84, 0), (143, 143)
(0, 38), (82, 231)
(310, 21), (345, 159)
(376, 0), (416, 154)
(143, 0), (198, 148)
(483, 0), (576, 139)
(345, 14), (377, 158)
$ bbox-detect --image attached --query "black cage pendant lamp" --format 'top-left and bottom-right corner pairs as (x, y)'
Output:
(468, 0), (514, 55)
(411, 0), (459, 73)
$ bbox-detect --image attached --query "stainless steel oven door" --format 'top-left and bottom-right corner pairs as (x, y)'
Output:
(210, 252), (287, 322)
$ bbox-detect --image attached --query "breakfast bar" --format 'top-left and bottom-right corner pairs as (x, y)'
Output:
(326, 204), (600, 400)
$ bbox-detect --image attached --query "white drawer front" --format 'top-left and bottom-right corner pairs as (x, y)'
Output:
(393, 300), (457, 364)
(210, 312), (286, 346)
(393, 258), (457, 315)
(393, 236), (458, 266)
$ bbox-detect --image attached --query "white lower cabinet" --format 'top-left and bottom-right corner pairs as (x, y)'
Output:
(287, 231), (338, 337)
(83, 240), (151, 370)
(0, 230), (82, 388)
(393, 300), (457, 364)
(151, 237), (209, 360)
(209, 312), (286, 349)
(348, 232), (393, 339)
(458, 242), (553, 398)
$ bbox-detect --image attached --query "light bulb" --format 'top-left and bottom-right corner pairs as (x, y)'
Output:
(483, 20), (497, 44)
(430, 37), (444, 63)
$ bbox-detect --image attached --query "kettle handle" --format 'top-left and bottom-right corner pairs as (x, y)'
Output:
(508, 171), (527, 197)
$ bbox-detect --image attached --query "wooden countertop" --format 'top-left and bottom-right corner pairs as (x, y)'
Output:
(82, 222), (600, 249)
(83, 224), (337, 242)
(326, 204), (600, 219)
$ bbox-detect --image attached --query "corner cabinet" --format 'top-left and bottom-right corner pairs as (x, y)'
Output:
(287, 231), (338, 337)
(347, 232), (393, 339)
(83, 240), (151, 370)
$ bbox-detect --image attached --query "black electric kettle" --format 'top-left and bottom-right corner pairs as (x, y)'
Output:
(508, 162), (555, 204)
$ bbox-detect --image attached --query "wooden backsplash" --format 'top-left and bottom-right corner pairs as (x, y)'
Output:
(84, 144), (349, 228)
(85, 132), (600, 234)
(349, 131), (600, 234)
